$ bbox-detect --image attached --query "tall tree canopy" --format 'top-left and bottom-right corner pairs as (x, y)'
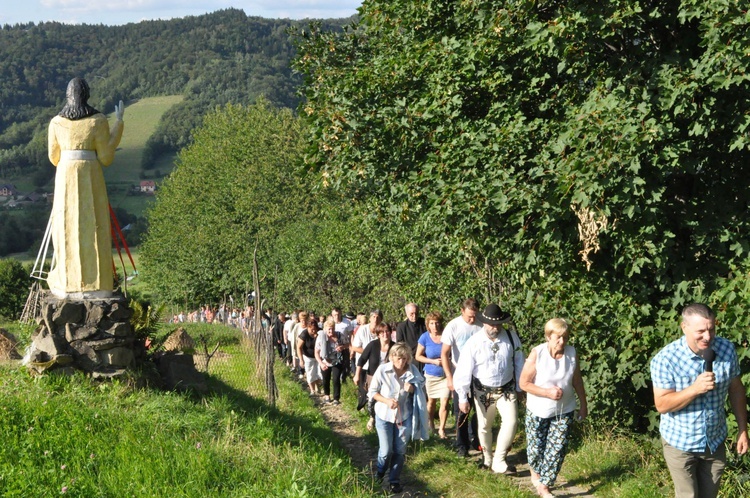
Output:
(295, 0), (750, 428)
(140, 101), (308, 304)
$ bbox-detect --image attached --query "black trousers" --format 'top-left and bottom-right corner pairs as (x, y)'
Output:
(453, 389), (479, 451)
(321, 363), (345, 401)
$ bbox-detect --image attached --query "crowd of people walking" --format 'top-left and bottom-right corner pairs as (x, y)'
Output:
(267, 299), (589, 497)
(175, 298), (747, 498)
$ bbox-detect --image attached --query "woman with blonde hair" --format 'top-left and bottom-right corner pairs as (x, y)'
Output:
(316, 318), (348, 404)
(520, 318), (587, 498)
(368, 342), (428, 493)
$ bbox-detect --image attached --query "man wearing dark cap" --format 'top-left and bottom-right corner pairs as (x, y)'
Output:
(454, 303), (524, 474)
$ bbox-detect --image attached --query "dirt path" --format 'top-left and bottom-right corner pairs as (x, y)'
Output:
(302, 379), (595, 498)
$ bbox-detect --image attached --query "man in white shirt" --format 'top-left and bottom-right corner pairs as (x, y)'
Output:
(331, 307), (354, 340)
(454, 303), (524, 474)
(283, 312), (297, 366)
(351, 309), (382, 369)
(441, 298), (483, 457)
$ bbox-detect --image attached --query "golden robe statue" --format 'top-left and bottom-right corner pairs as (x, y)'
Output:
(47, 78), (124, 298)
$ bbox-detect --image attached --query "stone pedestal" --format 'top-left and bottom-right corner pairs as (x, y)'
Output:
(25, 291), (140, 377)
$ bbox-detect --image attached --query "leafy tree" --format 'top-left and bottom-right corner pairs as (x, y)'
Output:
(0, 259), (30, 320)
(140, 101), (308, 304)
(295, 1), (750, 428)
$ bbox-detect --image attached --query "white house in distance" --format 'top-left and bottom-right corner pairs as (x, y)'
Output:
(139, 180), (156, 194)
(0, 184), (18, 197)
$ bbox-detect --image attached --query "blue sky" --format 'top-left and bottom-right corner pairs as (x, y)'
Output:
(1, 1), (362, 26)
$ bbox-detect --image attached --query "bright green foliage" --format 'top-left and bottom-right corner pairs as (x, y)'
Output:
(129, 298), (164, 341)
(140, 101), (307, 304)
(295, 1), (750, 428)
(0, 259), (30, 320)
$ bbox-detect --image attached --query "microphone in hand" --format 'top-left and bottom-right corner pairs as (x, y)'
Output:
(700, 348), (715, 373)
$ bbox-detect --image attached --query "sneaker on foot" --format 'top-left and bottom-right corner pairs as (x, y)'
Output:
(491, 460), (517, 474)
(389, 483), (404, 493)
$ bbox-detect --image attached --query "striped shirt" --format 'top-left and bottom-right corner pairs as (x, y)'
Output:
(650, 336), (740, 452)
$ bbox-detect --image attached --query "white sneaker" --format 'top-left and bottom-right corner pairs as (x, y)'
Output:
(491, 460), (517, 474)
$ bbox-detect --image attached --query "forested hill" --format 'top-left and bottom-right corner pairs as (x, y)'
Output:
(0, 8), (351, 183)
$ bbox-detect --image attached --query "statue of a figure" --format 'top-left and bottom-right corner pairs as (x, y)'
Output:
(46, 77), (125, 298)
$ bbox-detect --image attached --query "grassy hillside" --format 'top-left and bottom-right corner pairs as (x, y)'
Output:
(105, 95), (184, 217)
(0, 324), (374, 497)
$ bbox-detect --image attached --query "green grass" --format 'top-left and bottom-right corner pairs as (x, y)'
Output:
(560, 424), (671, 497)
(104, 95), (183, 184)
(103, 95), (183, 217)
(3, 319), (748, 497)
(1, 95), (182, 251)
(0, 323), (374, 498)
(560, 423), (749, 497)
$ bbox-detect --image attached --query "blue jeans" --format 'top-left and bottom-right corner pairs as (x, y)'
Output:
(375, 416), (411, 485)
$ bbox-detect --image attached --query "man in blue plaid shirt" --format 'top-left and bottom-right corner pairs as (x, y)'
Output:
(651, 303), (748, 498)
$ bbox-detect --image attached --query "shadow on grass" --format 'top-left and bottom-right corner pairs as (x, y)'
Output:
(180, 368), (432, 495)
(563, 463), (630, 492)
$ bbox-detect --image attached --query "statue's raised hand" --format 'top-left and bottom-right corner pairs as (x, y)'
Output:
(114, 100), (125, 121)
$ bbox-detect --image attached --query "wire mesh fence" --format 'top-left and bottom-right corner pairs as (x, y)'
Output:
(166, 321), (277, 403)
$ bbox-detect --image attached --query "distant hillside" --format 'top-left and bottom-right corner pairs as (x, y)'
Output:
(105, 95), (184, 217)
(0, 8), (351, 185)
(0, 8), (352, 257)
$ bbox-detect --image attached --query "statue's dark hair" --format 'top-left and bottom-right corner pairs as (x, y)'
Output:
(58, 78), (100, 120)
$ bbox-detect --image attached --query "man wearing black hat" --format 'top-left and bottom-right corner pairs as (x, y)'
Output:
(453, 303), (525, 474)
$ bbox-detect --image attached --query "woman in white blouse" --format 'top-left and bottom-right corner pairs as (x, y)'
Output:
(368, 342), (425, 494)
(519, 318), (588, 498)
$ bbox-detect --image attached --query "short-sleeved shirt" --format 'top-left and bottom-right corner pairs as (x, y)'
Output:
(418, 332), (445, 377)
(298, 330), (318, 359)
(352, 324), (377, 369)
(283, 319), (294, 342)
(441, 315), (482, 372)
(650, 335), (740, 452)
(335, 318), (353, 340)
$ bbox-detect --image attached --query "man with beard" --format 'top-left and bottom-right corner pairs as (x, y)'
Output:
(453, 303), (524, 473)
